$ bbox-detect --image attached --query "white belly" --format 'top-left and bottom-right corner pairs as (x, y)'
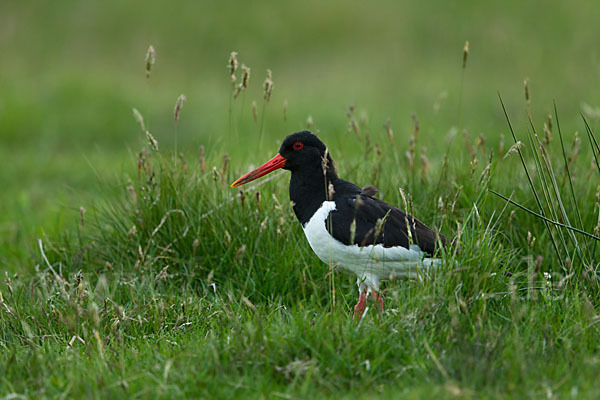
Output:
(301, 201), (441, 284)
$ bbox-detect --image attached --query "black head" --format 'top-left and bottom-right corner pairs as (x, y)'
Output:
(230, 131), (336, 187)
(278, 131), (332, 172)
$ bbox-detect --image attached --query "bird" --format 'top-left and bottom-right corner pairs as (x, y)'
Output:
(231, 131), (447, 319)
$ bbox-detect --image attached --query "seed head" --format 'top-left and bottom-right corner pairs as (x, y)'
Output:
(178, 152), (187, 173)
(462, 40), (469, 69)
(399, 188), (414, 245)
(233, 65), (250, 99)
(263, 69), (274, 102)
(259, 217), (268, 233)
(543, 122), (552, 145)
(145, 131), (159, 152)
(374, 210), (391, 242)
(145, 45), (156, 78)
(508, 210), (516, 225)
(470, 157), (478, 177)
(527, 231), (536, 250)
(137, 151), (144, 178)
(228, 51), (239, 75)
(406, 135), (415, 172)
(283, 99), (288, 121)
(346, 106), (360, 140)
(375, 142), (382, 158)
(384, 118), (394, 144)
(346, 105), (355, 119)
(523, 78), (530, 103)
(241, 64), (250, 90)
(173, 94), (187, 123)
(411, 113), (419, 140)
(503, 141), (524, 160)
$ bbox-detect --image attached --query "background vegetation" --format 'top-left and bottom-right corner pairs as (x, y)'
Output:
(1, 0), (600, 398)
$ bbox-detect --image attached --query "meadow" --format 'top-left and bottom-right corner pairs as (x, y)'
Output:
(1, 1), (600, 398)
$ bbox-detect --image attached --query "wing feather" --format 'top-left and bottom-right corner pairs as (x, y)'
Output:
(328, 187), (445, 255)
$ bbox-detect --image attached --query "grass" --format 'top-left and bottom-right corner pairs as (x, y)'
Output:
(2, 0), (600, 398)
(2, 77), (600, 397)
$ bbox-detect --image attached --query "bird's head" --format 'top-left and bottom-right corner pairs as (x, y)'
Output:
(231, 131), (335, 187)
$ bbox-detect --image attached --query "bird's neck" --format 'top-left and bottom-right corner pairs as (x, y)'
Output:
(289, 161), (338, 226)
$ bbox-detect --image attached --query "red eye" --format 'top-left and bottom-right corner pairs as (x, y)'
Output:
(293, 141), (304, 150)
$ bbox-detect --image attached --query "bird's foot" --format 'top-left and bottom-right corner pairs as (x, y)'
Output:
(353, 289), (384, 319)
(371, 290), (384, 313)
(353, 290), (368, 320)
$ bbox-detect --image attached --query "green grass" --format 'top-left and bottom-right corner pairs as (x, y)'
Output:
(2, 94), (599, 397)
(2, 0), (600, 398)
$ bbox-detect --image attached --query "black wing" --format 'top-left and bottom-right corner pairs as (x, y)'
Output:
(328, 180), (445, 254)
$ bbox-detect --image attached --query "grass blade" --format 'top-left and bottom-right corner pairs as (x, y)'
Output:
(555, 102), (585, 230)
(497, 93), (565, 268)
(489, 189), (600, 241)
(581, 114), (600, 174)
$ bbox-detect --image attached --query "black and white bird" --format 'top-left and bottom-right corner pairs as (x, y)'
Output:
(231, 131), (447, 319)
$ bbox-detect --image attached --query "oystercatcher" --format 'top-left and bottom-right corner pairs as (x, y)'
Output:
(231, 131), (446, 318)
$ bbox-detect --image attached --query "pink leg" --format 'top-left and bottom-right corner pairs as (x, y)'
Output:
(371, 290), (384, 313)
(353, 289), (368, 320)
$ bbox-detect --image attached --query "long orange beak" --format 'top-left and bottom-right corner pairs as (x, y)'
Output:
(230, 153), (287, 187)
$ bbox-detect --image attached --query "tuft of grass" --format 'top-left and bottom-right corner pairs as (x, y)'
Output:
(492, 95), (600, 279)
